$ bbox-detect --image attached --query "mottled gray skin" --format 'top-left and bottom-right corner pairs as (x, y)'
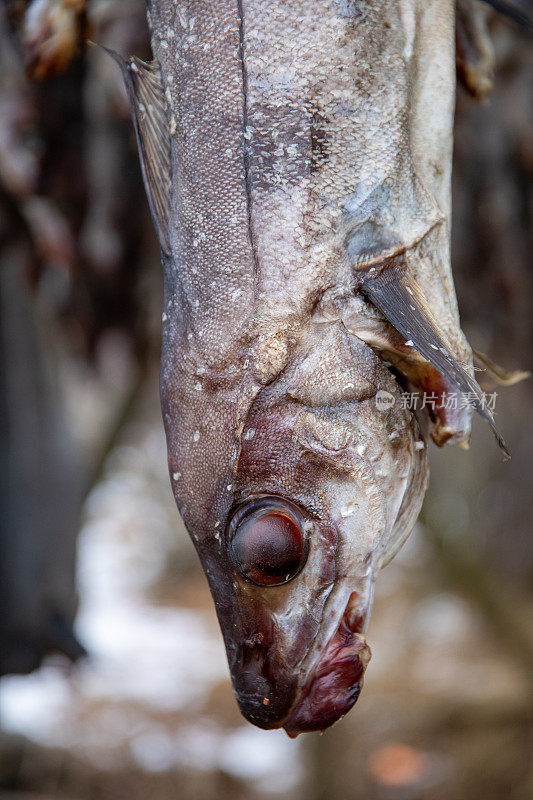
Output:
(144, 0), (465, 733)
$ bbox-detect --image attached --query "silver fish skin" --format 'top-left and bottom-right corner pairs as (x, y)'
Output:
(115, 0), (504, 735)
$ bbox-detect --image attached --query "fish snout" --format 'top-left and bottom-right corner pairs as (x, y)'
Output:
(236, 688), (295, 730)
(231, 650), (298, 729)
(226, 613), (299, 729)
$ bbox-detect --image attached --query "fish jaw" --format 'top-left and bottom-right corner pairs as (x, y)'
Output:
(226, 575), (375, 735)
(283, 591), (372, 737)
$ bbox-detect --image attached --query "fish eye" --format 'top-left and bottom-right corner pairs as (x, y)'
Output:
(227, 497), (309, 587)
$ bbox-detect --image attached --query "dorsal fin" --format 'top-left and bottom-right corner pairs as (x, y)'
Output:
(360, 263), (510, 458)
(105, 48), (171, 254)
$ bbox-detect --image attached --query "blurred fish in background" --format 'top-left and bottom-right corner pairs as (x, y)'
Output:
(0, 1), (532, 799)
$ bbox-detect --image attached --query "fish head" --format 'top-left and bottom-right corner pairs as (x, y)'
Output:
(164, 320), (427, 735)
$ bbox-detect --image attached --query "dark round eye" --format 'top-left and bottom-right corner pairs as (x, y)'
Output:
(227, 497), (309, 587)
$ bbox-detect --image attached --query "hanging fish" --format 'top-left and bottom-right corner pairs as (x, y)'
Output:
(110, 0), (515, 736)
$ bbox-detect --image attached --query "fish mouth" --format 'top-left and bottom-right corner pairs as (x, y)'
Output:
(232, 592), (372, 735)
(282, 591), (372, 737)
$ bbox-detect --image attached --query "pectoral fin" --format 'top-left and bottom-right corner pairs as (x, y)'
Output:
(105, 49), (171, 255)
(359, 263), (509, 457)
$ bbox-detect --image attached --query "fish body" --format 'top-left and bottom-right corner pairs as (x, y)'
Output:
(116, 0), (506, 735)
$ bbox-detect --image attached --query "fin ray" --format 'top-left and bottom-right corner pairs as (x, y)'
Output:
(360, 264), (509, 457)
(105, 48), (171, 254)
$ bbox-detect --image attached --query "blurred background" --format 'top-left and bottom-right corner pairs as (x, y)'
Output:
(0, 1), (531, 799)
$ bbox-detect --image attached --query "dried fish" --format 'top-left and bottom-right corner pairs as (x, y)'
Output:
(115, 0), (517, 735)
